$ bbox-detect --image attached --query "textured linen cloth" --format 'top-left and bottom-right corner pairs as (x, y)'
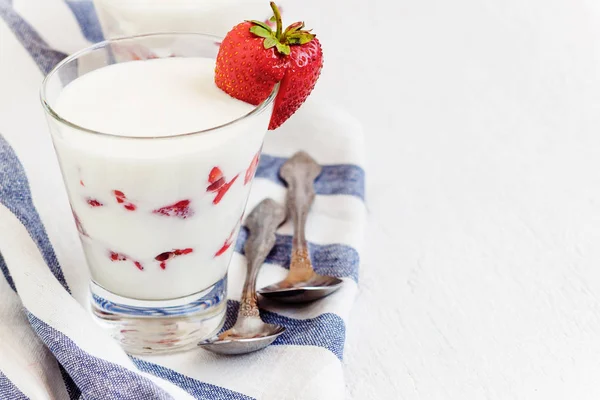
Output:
(0, 1), (366, 398)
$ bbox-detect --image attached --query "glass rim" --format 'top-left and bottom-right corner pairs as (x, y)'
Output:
(39, 32), (278, 140)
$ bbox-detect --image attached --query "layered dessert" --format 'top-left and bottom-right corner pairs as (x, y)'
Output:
(43, 1), (322, 353)
(52, 57), (268, 300)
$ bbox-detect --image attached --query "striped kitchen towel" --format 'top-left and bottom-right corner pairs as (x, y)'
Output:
(0, 1), (365, 399)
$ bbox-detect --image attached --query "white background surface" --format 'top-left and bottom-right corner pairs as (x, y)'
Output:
(292, 0), (600, 398)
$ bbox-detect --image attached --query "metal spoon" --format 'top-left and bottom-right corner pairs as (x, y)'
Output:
(198, 198), (286, 355)
(258, 151), (343, 303)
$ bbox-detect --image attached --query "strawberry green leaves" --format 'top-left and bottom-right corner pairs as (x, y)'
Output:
(249, 25), (271, 38)
(248, 20), (272, 31)
(275, 42), (291, 55)
(248, 2), (312, 56)
(287, 32), (316, 45)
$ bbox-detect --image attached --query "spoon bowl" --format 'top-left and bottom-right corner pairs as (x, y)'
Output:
(198, 323), (285, 355)
(259, 275), (343, 303)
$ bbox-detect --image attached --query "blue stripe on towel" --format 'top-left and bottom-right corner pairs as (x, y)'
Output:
(0, 135), (81, 399)
(58, 365), (83, 400)
(0, 252), (15, 292)
(27, 313), (174, 400)
(0, 135), (70, 291)
(0, 371), (29, 400)
(0, 1), (67, 74)
(223, 301), (346, 360)
(0, 135), (81, 400)
(65, 0), (104, 43)
(257, 155), (365, 200)
(235, 227), (360, 283)
(132, 358), (255, 400)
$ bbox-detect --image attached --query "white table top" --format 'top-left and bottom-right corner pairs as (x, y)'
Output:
(296, 0), (600, 398)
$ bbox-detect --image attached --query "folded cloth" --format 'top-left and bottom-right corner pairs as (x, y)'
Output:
(0, 1), (365, 399)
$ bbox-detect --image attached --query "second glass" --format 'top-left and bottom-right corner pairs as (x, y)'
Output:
(93, 0), (274, 39)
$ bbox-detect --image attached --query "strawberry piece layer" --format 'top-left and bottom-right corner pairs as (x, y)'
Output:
(154, 248), (194, 269)
(109, 251), (143, 271)
(244, 151), (260, 185)
(153, 199), (193, 219)
(213, 174), (239, 205)
(86, 198), (103, 207)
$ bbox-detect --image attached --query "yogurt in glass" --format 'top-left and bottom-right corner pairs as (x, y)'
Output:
(41, 33), (276, 354)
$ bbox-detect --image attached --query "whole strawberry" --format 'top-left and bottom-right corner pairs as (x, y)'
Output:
(215, 2), (323, 130)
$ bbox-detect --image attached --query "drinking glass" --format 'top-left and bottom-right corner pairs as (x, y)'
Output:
(40, 33), (276, 354)
(93, 0), (276, 39)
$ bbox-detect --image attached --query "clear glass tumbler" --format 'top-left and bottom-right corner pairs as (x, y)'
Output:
(93, 0), (276, 39)
(40, 33), (276, 354)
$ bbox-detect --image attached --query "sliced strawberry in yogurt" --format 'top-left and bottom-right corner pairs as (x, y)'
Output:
(214, 218), (242, 257)
(153, 199), (193, 219)
(113, 190), (137, 211)
(206, 177), (225, 193)
(244, 151), (260, 185)
(213, 174), (239, 205)
(155, 248), (193, 269)
(208, 167), (223, 184)
(72, 210), (88, 237)
(86, 198), (103, 207)
(109, 251), (143, 271)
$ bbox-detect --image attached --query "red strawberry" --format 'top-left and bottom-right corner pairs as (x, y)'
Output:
(215, 2), (322, 130)
(214, 218), (242, 257)
(113, 190), (137, 211)
(207, 177), (225, 192)
(174, 248), (194, 256)
(153, 199), (193, 219)
(72, 210), (88, 237)
(109, 251), (143, 271)
(213, 174), (239, 205)
(86, 198), (103, 207)
(244, 151), (261, 185)
(113, 190), (126, 203)
(155, 248), (194, 269)
(208, 167), (224, 184)
(269, 38), (322, 129)
(214, 229), (235, 257)
(214, 241), (233, 257)
(207, 167), (226, 192)
(110, 251), (127, 262)
(215, 23), (286, 106)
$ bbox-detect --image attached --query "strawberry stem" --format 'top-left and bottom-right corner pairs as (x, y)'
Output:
(270, 2), (283, 40)
(249, 3), (312, 56)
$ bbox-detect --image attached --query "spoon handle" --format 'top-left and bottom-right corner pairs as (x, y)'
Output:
(279, 152), (322, 277)
(240, 199), (286, 317)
